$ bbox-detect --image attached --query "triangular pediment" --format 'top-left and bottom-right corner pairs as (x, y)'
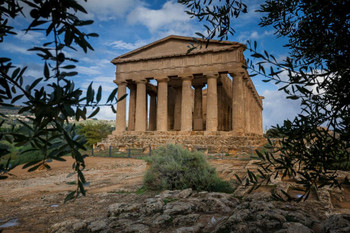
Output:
(111, 35), (244, 64)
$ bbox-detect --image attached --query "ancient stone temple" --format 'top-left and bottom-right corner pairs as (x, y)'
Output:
(104, 35), (265, 153)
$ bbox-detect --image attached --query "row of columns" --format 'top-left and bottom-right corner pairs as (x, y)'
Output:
(115, 70), (262, 134)
(115, 73), (219, 132)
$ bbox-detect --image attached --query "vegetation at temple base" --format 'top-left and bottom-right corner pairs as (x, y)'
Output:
(0, 0), (125, 201)
(182, 0), (350, 200)
(77, 121), (113, 148)
(144, 144), (234, 193)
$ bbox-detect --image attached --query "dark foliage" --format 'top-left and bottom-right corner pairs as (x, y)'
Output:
(178, 0), (247, 50)
(184, 0), (350, 200)
(0, 0), (125, 201)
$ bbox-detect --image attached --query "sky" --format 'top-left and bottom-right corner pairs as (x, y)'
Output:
(1, 0), (302, 130)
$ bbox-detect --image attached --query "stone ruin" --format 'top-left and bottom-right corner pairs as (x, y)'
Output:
(102, 35), (266, 153)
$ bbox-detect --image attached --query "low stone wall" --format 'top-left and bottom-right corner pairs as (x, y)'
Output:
(101, 131), (266, 155)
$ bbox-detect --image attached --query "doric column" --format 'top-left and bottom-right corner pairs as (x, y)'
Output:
(180, 75), (193, 131)
(135, 79), (147, 131)
(259, 97), (264, 135)
(167, 87), (175, 130)
(217, 85), (223, 131)
(149, 93), (157, 131)
(245, 82), (251, 134)
(128, 84), (136, 131)
(146, 92), (148, 129)
(193, 84), (204, 131)
(206, 73), (219, 131)
(115, 81), (127, 133)
(173, 86), (182, 130)
(231, 69), (245, 134)
(254, 99), (258, 134)
(156, 77), (169, 131)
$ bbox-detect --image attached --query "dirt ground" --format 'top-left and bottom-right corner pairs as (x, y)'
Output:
(0, 157), (349, 233)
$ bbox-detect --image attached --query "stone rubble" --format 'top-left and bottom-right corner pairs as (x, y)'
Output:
(49, 188), (350, 233)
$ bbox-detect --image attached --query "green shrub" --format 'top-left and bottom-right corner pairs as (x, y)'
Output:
(0, 141), (45, 167)
(144, 144), (234, 193)
(77, 121), (113, 148)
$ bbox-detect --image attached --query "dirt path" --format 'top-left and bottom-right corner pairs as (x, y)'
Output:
(0, 157), (149, 233)
(0, 157), (348, 232)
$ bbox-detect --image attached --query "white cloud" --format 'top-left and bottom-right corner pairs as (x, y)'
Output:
(109, 40), (148, 51)
(14, 30), (45, 42)
(262, 89), (302, 129)
(81, 0), (142, 21)
(237, 30), (274, 42)
(1, 42), (30, 54)
(76, 65), (102, 75)
(76, 59), (111, 75)
(80, 76), (117, 92)
(127, 1), (192, 34)
(93, 106), (117, 120)
(234, 0), (262, 27)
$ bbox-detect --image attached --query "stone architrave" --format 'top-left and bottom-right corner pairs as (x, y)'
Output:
(180, 76), (193, 131)
(135, 80), (147, 131)
(115, 81), (127, 133)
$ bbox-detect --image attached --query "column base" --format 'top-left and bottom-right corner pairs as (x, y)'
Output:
(112, 130), (125, 136)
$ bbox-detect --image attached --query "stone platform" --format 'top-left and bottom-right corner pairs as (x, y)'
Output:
(101, 131), (266, 154)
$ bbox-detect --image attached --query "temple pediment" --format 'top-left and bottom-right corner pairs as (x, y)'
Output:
(111, 35), (244, 64)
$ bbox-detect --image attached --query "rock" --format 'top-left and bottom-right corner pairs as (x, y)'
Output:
(49, 189), (343, 233)
(177, 188), (192, 198)
(159, 190), (181, 199)
(175, 225), (202, 233)
(215, 222), (263, 233)
(274, 183), (291, 201)
(125, 223), (150, 233)
(244, 191), (272, 201)
(163, 201), (195, 216)
(284, 211), (318, 227)
(276, 222), (313, 233)
(255, 211), (286, 229)
(50, 219), (81, 233)
(173, 214), (200, 226)
(323, 214), (350, 233)
(152, 214), (171, 227)
(228, 208), (251, 223)
(142, 198), (164, 215)
(317, 188), (333, 210)
(72, 221), (86, 231)
(88, 220), (107, 232)
(108, 203), (141, 217)
(233, 184), (251, 197)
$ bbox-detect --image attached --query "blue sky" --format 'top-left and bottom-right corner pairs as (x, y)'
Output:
(1, 0), (302, 130)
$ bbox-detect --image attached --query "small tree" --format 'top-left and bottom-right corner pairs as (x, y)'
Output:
(78, 121), (112, 148)
(0, 0), (125, 201)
